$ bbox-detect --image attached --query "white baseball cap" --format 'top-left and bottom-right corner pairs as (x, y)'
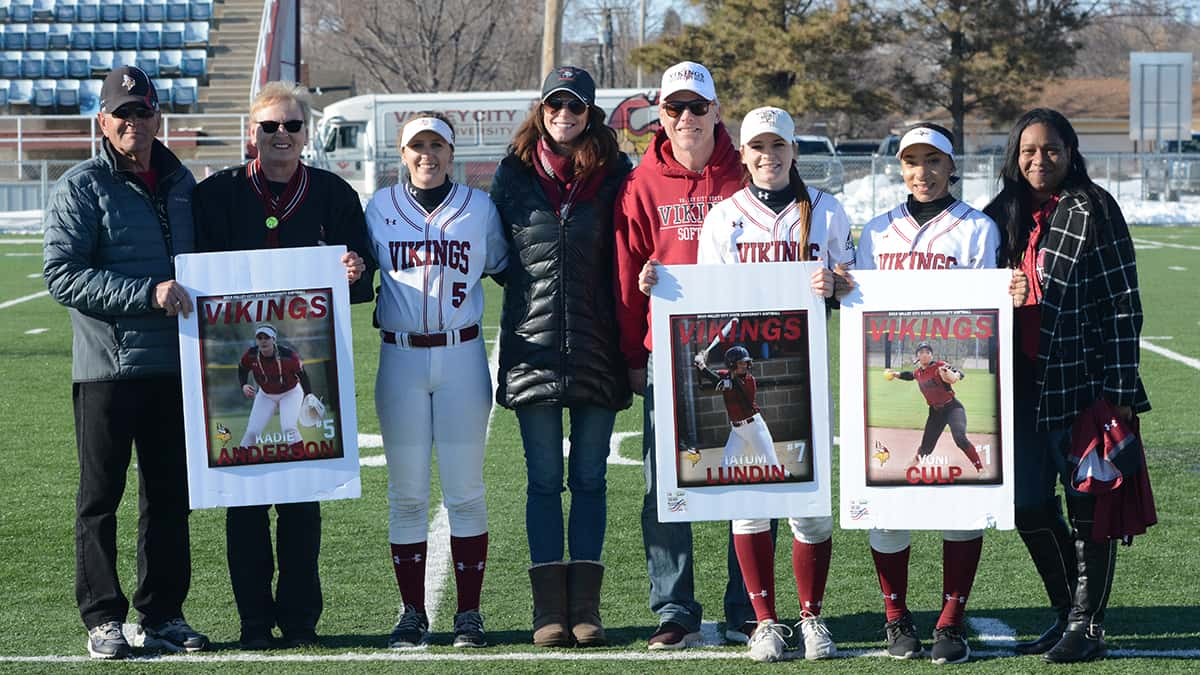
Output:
(660, 61), (717, 102)
(739, 106), (795, 147)
(896, 125), (954, 160)
(401, 117), (455, 148)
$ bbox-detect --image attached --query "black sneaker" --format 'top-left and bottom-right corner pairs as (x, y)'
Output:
(136, 617), (210, 652)
(389, 604), (430, 648)
(884, 611), (924, 659)
(931, 624), (970, 665)
(86, 621), (131, 660)
(452, 610), (487, 648)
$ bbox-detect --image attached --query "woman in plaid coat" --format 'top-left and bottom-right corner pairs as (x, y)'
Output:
(984, 108), (1150, 664)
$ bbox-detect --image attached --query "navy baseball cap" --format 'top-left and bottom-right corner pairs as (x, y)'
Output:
(100, 66), (159, 113)
(541, 66), (596, 106)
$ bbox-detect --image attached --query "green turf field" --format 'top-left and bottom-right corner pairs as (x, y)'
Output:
(867, 368), (996, 434)
(1, 226), (1197, 671)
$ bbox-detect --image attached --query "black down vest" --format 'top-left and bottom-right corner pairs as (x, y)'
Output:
(490, 153), (633, 410)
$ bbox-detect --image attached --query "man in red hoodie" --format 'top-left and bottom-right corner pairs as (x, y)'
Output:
(613, 61), (769, 649)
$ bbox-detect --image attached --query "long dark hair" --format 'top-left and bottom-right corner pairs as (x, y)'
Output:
(983, 108), (1106, 266)
(741, 160), (813, 259)
(509, 100), (620, 178)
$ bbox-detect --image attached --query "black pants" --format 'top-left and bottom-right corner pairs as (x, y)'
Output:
(73, 378), (191, 630)
(918, 398), (971, 455)
(226, 501), (322, 635)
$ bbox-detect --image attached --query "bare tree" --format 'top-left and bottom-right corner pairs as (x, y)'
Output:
(1070, 1), (1199, 77)
(305, 0), (543, 93)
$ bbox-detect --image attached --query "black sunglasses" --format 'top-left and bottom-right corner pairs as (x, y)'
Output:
(257, 119), (305, 133)
(111, 106), (156, 120)
(662, 99), (711, 118)
(543, 97), (588, 115)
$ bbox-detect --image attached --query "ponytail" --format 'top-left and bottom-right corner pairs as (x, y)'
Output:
(789, 164), (813, 260)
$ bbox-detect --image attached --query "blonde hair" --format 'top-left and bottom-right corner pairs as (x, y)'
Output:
(250, 81), (312, 121)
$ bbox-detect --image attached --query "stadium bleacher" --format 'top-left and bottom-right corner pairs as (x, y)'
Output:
(0, 0), (211, 112)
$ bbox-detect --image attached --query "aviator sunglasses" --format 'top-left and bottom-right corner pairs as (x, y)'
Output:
(257, 119), (305, 133)
(543, 97), (589, 115)
(661, 99), (711, 118)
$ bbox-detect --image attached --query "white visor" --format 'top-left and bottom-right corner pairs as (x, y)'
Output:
(255, 325), (277, 339)
(401, 117), (454, 148)
(896, 126), (954, 160)
(739, 106), (795, 147)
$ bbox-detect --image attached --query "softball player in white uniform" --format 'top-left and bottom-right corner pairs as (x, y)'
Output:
(365, 115), (509, 649)
(695, 107), (854, 662)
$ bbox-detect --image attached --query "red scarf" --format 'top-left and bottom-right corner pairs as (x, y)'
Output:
(1016, 193), (1059, 361)
(246, 159), (311, 248)
(533, 138), (604, 217)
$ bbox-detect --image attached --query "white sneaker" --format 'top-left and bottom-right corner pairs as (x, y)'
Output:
(747, 619), (792, 663)
(798, 611), (837, 660)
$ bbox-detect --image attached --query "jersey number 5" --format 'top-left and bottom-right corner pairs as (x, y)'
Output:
(451, 282), (466, 308)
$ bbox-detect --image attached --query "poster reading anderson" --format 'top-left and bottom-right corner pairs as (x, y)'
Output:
(651, 262), (831, 523)
(839, 270), (1014, 532)
(176, 246), (361, 509)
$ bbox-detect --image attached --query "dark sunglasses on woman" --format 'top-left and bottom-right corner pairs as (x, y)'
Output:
(258, 119), (305, 133)
(661, 100), (711, 118)
(543, 97), (588, 116)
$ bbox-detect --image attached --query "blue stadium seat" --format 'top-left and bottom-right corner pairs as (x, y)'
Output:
(77, 0), (99, 23)
(165, 0), (185, 21)
(161, 21), (184, 49)
(1, 52), (20, 79)
(5, 25), (26, 51)
(0, 79), (9, 108)
(67, 50), (89, 78)
(88, 49), (112, 76)
(112, 49), (136, 70)
(139, 22), (162, 50)
(9, 79), (34, 107)
(189, 0), (210, 21)
(70, 23), (93, 50)
(79, 78), (101, 115)
(136, 49), (158, 76)
(93, 23), (116, 50)
(143, 0), (164, 21)
(11, 0), (33, 23)
(21, 51), (43, 79)
(117, 24), (139, 50)
(173, 76), (195, 107)
(27, 24), (50, 51)
(158, 48), (180, 75)
(183, 21), (208, 47)
(33, 78), (56, 108)
(32, 0), (53, 21)
(44, 50), (67, 78)
(99, 2), (119, 22)
(152, 76), (170, 109)
(0, 1), (9, 24)
(48, 24), (71, 50)
(57, 78), (80, 109)
(56, 0), (78, 22)
(123, 0), (142, 22)
(181, 47), (205, 78)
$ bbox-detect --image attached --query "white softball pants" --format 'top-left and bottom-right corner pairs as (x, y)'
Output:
(377, 338), (491, 544)
(239, 383), (303, 446)
(869, 528), (985, 553)
(722, 415), (779, 466)
(733, 515), (833, 544)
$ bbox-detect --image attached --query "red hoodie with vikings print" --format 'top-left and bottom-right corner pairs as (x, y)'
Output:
(613, 123), (742, 368)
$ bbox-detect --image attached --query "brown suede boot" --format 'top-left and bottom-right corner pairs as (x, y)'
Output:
(529, 563), (570, 647)
(567, 561), (607, 647)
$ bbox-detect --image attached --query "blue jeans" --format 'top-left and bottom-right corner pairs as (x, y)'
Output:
(641, 373), (761, 632)
(517, 404), (616, 564)
(1013, 398), (1079, 510)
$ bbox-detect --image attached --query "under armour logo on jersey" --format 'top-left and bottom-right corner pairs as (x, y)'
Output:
(385, 218), (397, 225)
(733, 217), (744, 230)
(756, 190), (771, 201)
(456, 561), (486, 572)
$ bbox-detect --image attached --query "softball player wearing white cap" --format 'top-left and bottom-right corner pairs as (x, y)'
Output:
(364, 112), (509, 650)
(695, 106), (853, 663)
(236, 323), (311, 448)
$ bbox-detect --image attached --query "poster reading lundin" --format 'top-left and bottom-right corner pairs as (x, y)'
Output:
(197, 288), (343, 468)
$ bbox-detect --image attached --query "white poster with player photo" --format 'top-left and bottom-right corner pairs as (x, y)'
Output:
(176, 246), (361, 509)
(650, 262), (831, 522)
(839, 269), (1014, 531)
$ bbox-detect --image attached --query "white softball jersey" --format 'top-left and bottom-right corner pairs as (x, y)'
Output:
(365, 182), (509, 334)
(697, 186), (856, 268)
(857, 199), (999, 271)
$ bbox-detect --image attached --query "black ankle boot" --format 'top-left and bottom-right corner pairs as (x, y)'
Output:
(1043, 622), (1106, 663)
(1044, 497), (1116, 663)
(1015, 498), (1076, 655)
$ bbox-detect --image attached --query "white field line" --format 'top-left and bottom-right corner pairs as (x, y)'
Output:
(1168, 266), (1188, 271)
(1132, 237), (1200, 251)
(24, 328), (47, 334)
(0, 290), (49, 309)
(4, 252), (39, 256)
(1, 238), (41, 244)
(4, 646), (1198, 663)
(1140, 339), (1200, 371)
(968, 616), (1016, 646)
